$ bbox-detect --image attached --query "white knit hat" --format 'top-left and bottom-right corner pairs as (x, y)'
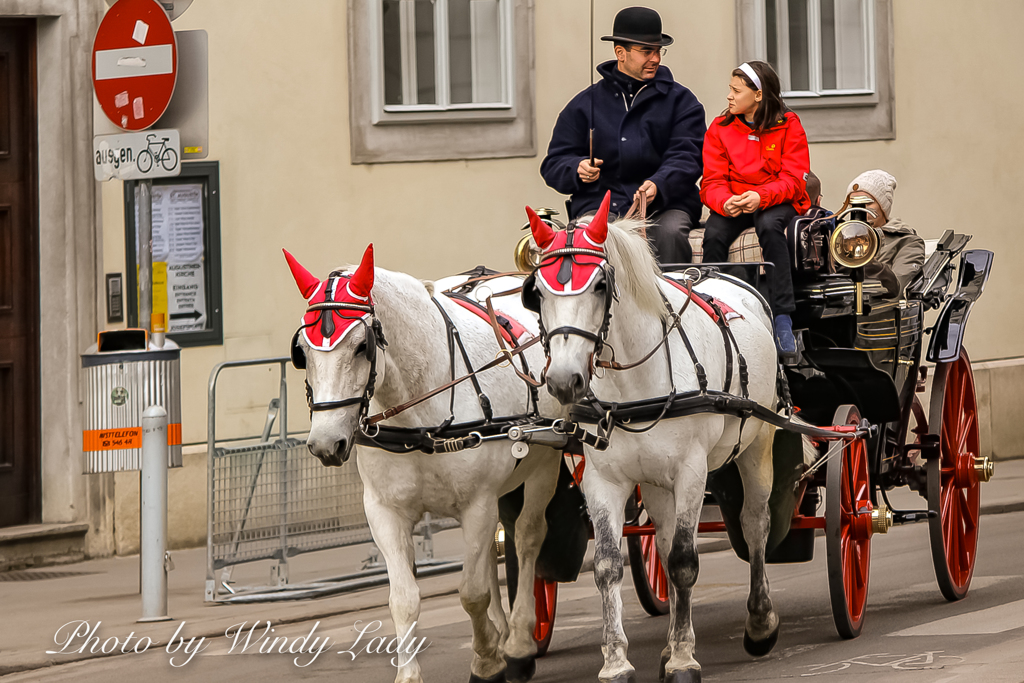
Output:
(847, 169), (897, 220)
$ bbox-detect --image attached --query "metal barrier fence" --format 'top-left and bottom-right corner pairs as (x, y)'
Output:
(205, 358), (459, 603)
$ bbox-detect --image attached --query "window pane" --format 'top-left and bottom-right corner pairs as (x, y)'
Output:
(765, 0), (778, 69)
(449, 0), (503, 104)
(381, 0), (436, 106)
(820, 0), (837, 89)
(415, 0), (436, 105)
(834, 0), (868, 89)
(787, 0), (810, 91)
(449, 0), (473, 103)
(382, 0), (403, 105)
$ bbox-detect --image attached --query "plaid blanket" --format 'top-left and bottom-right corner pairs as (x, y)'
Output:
(689, 227), (762, 264)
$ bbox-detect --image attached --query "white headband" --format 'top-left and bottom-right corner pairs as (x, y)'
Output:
(738, 62), (762, 91)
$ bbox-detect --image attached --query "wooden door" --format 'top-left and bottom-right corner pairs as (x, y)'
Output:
(0, 20), (39, 528)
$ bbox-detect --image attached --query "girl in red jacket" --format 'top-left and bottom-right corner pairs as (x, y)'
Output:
(700, 60), (810, 355)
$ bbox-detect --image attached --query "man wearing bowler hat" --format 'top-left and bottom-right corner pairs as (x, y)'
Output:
(541, 6), (706, 263)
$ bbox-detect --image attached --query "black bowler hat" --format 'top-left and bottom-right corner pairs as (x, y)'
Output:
(601, 6), (673, 47)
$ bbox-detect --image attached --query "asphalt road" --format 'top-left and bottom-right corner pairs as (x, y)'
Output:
(5, 510), (1024, 683)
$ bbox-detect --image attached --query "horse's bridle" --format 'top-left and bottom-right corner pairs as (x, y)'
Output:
(521, 224), (617, 377)
(291, 272), (388, 422)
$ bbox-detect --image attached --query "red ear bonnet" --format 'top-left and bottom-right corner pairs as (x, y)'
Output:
(585, 191), (611, 245)
(348, 244), (375, 300)
(292, 244), (376, 352)
(532, 192), (609, 296)
(283, 249), (321, 299)
(526, 206), (556, 249)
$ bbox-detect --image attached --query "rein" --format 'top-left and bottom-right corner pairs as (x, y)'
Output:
(442, 270), (525, 299)
(363, 331), (542, 427)
(594, 274), (695, 372)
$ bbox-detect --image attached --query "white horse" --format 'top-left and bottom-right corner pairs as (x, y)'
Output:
(285, 245), (567, 683)
(522, 195), (783, 683)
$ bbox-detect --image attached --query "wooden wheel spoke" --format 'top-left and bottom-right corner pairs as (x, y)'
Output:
(853, 544), (867, 589)
(957, 409), (975, 456)
(962, 492), (979, 532)
(941, 415), (955, 456)
(945, 500), (959, 567)
(957, 371), (967, 423)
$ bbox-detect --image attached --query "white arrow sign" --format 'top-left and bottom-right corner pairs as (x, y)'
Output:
(94, 129), (181, 181)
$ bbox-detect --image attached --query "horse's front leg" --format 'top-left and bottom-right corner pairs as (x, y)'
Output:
(362, 491), (423, 683)
(660, 464), (707, 683)
(635, 483), (680, 681)
(460, 495), (507, 683)
(584, 471), (634, 683)
(504, 448), (560, 683)
(735, 425), (780, 656)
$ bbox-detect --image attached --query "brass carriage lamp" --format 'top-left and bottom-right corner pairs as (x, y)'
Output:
(830, 197), (882, 315)
(515, 208), (564, 272)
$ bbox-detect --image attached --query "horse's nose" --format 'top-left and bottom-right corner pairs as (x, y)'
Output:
(546, 368), (588, 405)
(307, 438), (349, 467)
(334, 438), (350, 463)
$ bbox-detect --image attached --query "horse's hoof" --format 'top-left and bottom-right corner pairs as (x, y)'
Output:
(469, 669), (507, 683)
(599, 672), (636, 683)
(504, 655), (536, 683)
(664, 669), (701, 683)
(743, 620), (781, 657)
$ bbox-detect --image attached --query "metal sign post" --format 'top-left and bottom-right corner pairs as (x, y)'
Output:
(139, 179), (153, 335)
(93, 0), (183, 335)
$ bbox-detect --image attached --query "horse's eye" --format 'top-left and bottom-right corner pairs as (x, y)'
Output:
(355, 341), (367, 357)
(594, 279), (607, 293)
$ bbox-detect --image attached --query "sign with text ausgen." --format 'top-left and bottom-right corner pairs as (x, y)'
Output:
(94, 129), (181, 181)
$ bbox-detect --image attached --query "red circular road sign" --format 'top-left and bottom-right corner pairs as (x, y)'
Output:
(92, 0), (177, 131)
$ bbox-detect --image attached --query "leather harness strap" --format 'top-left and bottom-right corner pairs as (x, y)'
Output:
(442, 270), (525, 298)
(625, 192), (648, 240)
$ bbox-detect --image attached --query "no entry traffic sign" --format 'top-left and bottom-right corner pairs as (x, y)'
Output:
(92, 0), (177, 131)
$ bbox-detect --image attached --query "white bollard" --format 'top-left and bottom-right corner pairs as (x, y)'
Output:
(138, 405), (172, 622)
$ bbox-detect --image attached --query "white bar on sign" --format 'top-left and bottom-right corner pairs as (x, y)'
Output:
(95, 44), (174, 80)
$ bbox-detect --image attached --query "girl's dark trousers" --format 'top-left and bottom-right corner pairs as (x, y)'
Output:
(701, 203), (797, 315)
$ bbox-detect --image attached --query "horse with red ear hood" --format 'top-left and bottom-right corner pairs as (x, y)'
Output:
(286, 245), (382, 465)
(521, 191), (789, 682)
(284, 245), (571, 683)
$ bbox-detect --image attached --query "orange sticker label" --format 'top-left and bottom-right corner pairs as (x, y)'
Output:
(83, 427), (142, 451)
(168, 423), (182, 446)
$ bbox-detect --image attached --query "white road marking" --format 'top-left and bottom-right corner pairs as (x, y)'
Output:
(888, 599), (1024, 636)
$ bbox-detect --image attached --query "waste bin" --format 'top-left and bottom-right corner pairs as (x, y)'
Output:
(81, 329), (183, 473)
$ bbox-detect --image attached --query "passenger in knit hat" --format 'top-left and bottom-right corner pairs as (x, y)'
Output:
(847, 169), (897, 220)
(844, 169), (924, 299)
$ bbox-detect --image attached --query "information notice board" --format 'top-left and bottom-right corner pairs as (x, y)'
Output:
(125, 161), (222, 346)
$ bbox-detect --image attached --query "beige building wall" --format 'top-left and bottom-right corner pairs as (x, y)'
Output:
(95, 1), (1023, 552)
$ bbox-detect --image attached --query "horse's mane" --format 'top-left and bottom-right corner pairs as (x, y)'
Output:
(602, 218), (668, 319)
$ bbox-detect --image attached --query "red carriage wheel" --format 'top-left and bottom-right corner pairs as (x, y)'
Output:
(626, 488), (670, 616)
(532, 576), (557, 657)
(927, 349), (988, 601)
(825, 405), (873, 639)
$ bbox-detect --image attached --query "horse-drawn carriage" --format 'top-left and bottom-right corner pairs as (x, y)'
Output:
(285, 191), (993, 683)
(507, 193), (994, 663)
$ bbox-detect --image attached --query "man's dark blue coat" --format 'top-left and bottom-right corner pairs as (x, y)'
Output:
(541, 61), (706, 221)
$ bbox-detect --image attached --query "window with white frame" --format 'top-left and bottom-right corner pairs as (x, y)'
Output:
(764, 0), (874, 98)
(349, 0), (535, 163)
(377, 0), (512, 116)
